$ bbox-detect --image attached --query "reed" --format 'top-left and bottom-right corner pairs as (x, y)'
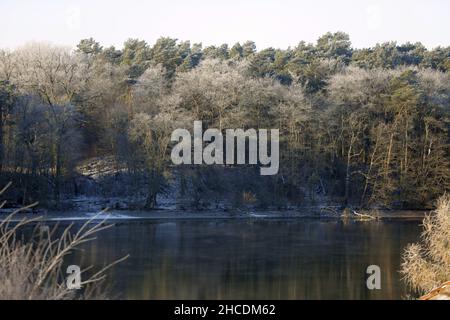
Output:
(0, 183), (128, 300)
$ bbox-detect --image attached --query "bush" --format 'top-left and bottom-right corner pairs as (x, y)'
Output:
(401, 195), (450, 295)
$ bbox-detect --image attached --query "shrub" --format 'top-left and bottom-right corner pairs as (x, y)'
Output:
(401, 195), (450, 295)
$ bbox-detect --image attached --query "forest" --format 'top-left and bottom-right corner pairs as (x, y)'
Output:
(0, 32), (449, 210)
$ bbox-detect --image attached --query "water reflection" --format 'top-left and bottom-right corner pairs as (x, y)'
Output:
(72, 218), (421, 299)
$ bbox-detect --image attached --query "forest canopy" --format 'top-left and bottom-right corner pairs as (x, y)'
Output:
(0, 32), (449, 210)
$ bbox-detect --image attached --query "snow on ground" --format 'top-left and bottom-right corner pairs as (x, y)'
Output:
(47, 212), (140, 221)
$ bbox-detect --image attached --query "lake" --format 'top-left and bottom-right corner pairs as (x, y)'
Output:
(72, 218), (422, 299)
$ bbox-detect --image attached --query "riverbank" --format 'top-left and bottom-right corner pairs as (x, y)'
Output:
(0, 207), (429, 223)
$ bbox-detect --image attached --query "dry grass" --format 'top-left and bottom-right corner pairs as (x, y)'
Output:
(401, 195), (450, 295)
(0, 183), (128, 300)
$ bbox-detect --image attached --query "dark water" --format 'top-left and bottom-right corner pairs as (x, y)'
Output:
(72, 218), (422, 300)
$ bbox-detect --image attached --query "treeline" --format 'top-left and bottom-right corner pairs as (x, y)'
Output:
(0, 32), (449, 209)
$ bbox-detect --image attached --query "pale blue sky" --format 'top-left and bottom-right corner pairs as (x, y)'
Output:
(1, 0), (449, 50)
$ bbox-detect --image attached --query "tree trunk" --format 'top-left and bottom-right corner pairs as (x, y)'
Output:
(54, 141), (62, 203)
(344, 142), (352, 206)
(145, 170), (160, 209)
(0, 114), (4, 173)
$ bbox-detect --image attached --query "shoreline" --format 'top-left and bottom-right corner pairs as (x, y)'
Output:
(0, 208), (429, 223)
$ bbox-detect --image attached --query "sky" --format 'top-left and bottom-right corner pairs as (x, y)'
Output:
(0, 0), (449, 50)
